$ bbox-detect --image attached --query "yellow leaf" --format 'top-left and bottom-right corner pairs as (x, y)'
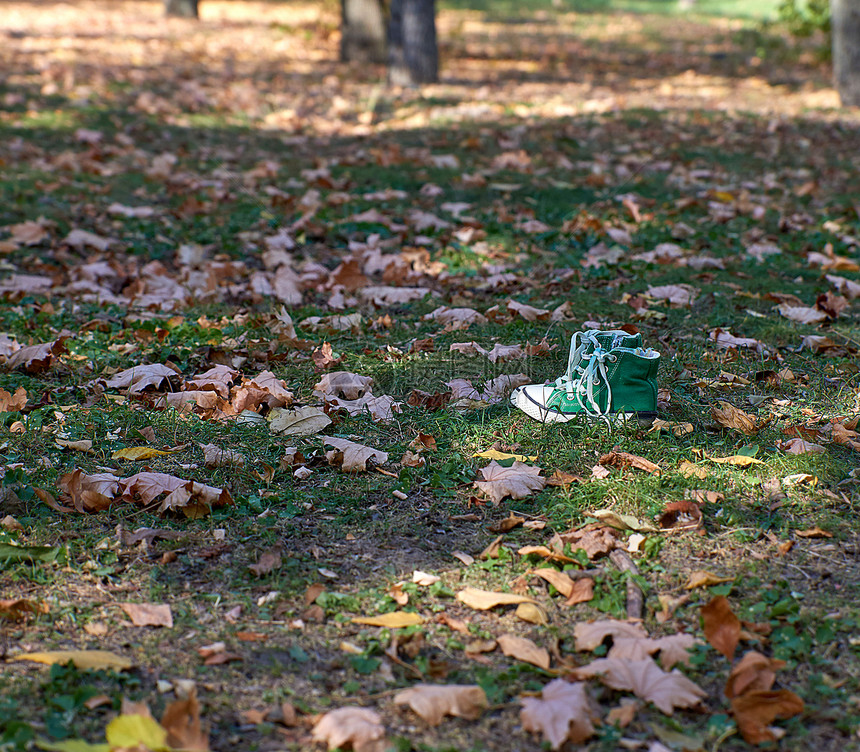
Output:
(706, 454), (764, 467)
(111, 447), (174, 460)
(684, 571), (734, 590)
(350, 611), (424, 628)
(105, 714), (168, 750)
(456, 586), (537, 610)
(472, 449), (537, 462)
(678, 460), (708, 479)
(11, 650), (133, 670)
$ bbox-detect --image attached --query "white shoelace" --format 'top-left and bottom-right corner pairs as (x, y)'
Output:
(555, 345), (616, 418)
(552, 331), (600, 392)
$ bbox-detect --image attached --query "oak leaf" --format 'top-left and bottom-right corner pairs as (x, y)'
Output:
(520, 679), (600, 749)
(393, 684), (488, 725)
(473, 461), (545, 505)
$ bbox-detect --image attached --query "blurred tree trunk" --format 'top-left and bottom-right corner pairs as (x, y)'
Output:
(341, 0), (388, 64)
(832, 0), (860, 105)
(165, 0), (198, 18)
(388, 0), (438, 85)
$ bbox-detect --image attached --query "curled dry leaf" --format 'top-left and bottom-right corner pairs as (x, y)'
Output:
(516, 602), (549, 624)
(161, 687), (209, 751)
(571, 657), (707, 714)
(725, 651), (786, 699)
(532, 567), (575, 598)
(200, 443), (245, 468)
(5, 338), (68, 374)
(393, 684), (488, 725)
(520, 679), (600, 749)
(351, 612), (424, 628)
(777, 303), (828, 324)
(249, 550), (282, 577)
(778, 438), (826, 454)
(646, 284), (699, 307)
(506, 299), (550, 321)
(565, 578), (595, 606)
(102, 363), (179, 395)
(120, 602), (173, 628)
(685, 570), (733, 589)
(313, 371), (374, 400)
(497, 634), (550, 669)
(312, 707), (386, 752)
(0, 598), (48, 621)
(701, 596), (740, 660)
(473, 460), (546, 505)
(455, 586), (536, 611)
(711, 401), (767, 435)
(324, 437), (389, 473)
(731, 690), (804, 744)
(599, 450), (660, 474)
(0, 386), (27, 412)
(574, 620), (649, 652)
(658, 500), (703, 534)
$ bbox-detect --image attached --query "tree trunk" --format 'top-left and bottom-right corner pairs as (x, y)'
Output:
(832, 0), (860, 106)
(165, 0), (198, 18)
(341, 0), (388, 64)
(389, 0), (438, 85)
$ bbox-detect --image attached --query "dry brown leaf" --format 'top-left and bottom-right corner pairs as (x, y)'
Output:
(351, 612), (424, 628)
(516, 602), (549, 624)
(556, 524), (621, 559)
(507, 299), (550, 321)
(58, 469), (121, 512)
(779, 438), (826, 454)
(0, 598), (47, 621)
(0, 386), (27, 412)
(711, 401), (767, 435)
(777, 303), (828, 324)
(565, 578), (595, 606)
(118, 472), (233, 517)
(324, 437), (389, 473)
(701, 596), (740, 660)
(517, 545), (577, 564)
(795, 526), (832, 539)
(200, 443), (245, 468)
(56, 438), (94, 454)
(393, 684), (488, 725)
(497, 634), (550, 669)
(249, 550), (282, 576)
(120, 602), (173, 628)
(606, 698), (639, 728)
(161, 687), (210, 751)
(706, 454), (764, 467)
(102, 363), (178, 394)
(599, 450), (660, 474)
(571, 657), (707, 714)
(677, 460), (708, 479)
(646, 284), (699, 307)
(269, 406), (332, 436)
(574, 620), (649, 652)
(455, 586), (536, 610)
(731, 690), (804, 744)
(658, 500), (703, 534)
(312, 707), (387, 751)
(532, 568), (575, 598)
(314, 371), (374, 400)
(520, 679), (599, 749)
(725, 651), (786, 699)
(685, 570), (733, 589)
(5, 338), (68, 374)
(473, 460), (545, 505)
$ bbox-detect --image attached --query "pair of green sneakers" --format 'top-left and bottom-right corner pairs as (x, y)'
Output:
(510, 329), (659, 424)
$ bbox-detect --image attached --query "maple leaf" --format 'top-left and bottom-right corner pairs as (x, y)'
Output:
(573, 619), (649, 651)
(4, 338), (68, 374)
(248, 549), (282, 576)
(556, 524), (622, 559)
(486, 343), (525, 363)
(324, 437), (389, 472)
(393, 684), (488, 725)
(473, 460), (546, 505)
(313, 371), (374, 400)
(185, 365), (239, 397)
(572, 657), (707, 714)
(102, 363), (179, 395)
(312, 707), (387, 751)
(520, 679), (600, 749)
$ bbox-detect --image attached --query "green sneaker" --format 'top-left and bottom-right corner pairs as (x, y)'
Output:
(511, 332), (659, 424)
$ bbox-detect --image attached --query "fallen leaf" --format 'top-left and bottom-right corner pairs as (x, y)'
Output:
(351, 612), (425, 628)
(497, 634), (550, 669)
(473, 460), (546, 505)
(777, 303), (828, 324)
(112, 447), (175, 461)
(120, 603), (173, 628)
(393, 684), (488, 725)
(599, 450), (660, 474)
(11, 650), (133, 670)
(590, 509), (658, 532)
(571, 658), (707, 714)
(314, 371), (373, 400)
(725, 651), (786, 699)
(249, 550), (282, 576)
(606, 698), (639, 728)
(647, 284), (699, 307)
(706, 454), (764, 467)
(269, 406), (332, 436)
(711, 401), (767, 435)
(677, 460), (708, 479)
(412, 570), (441, 587)
(200, 443), (245, 468)
(532, 568), (575, 598)
(0, 386), (27, 411)
(658, 500), (703, 533)
(685, 571), (733, 589)
(324, 437), (389, 472)
(517, 545), (577, 564)
(731, 690), (804, 744)
(565, 578), (595, 606)
(516, 602), (549, 624)
(472, 449), (537, 462)
(574, 620), (649, 651)
(778, 438), (826, 454)
(311, 707), (386, 751)
(701, 596), (740, 660)
(56, 438), (94, 453)
(161, 687), (209, 751)
(520, 679), (600, 749)
(0, 598), (47, 621)
(795, 526), (832, 539)
(455, 587), (536, 610)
